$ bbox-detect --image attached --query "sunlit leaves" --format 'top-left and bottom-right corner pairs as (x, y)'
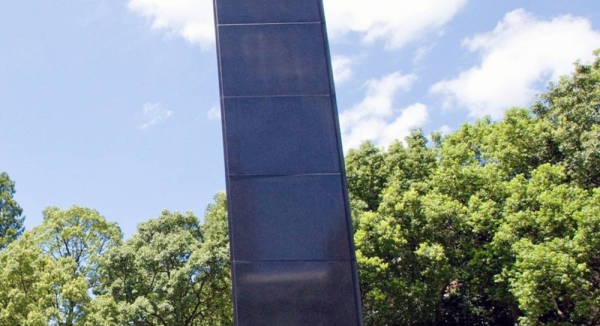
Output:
(97, 201), (232, 326)
(0, 172), (24, 250)
(348, 51), (600, 326)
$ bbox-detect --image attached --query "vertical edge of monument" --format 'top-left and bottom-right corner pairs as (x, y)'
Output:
(211, 0), (241, 320)
(317, 0), (365, 321)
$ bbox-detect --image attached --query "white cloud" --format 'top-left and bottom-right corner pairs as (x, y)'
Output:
(379, 103), (429, 145)
(127, 0), (466, 51)
(435, 125), (453, 136)
(139, 102), (173, 130)
(340, 72), (428, 149)
(430, 9), (600, 119)
(413, 43), (435, 63)
(323, 0), (467, 49)
(206, 106), (221, 120)
(332, 55), (354, 84)
(127, 0), (214, 48)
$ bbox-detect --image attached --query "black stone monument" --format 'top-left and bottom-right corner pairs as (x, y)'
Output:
(212, 1), (363, 324)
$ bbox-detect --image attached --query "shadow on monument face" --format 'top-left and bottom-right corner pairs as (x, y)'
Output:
(235, 261), (359, 325)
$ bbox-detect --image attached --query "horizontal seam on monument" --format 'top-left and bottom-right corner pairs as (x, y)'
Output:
(228, 173), (341, 178)
(222, 94), (331, 99)
(218, 21), (321, 27)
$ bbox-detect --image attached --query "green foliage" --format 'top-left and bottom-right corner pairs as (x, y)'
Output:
(0, 234), (56, 326)
(0, 206), (122, 326)
(0, 193), (232, 325)
(0, 172), (24, 250)
(37, 206), (123, 287)
(349, 52), (600, 325)
(96, 197), (232, 326)
(346, 141), (388, 211)
(39, 206), (123, 325)
(533, 52), (600, 188)
(200, 192), (234, 324)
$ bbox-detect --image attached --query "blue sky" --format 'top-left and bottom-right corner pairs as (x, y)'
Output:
(2, 0), (600, 238)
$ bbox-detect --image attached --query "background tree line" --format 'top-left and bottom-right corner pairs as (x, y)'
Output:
(1, 52), (598, 325)
(0, 179), (232, 325)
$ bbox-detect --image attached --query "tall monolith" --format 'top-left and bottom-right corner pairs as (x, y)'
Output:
(213, 1), (363, 324)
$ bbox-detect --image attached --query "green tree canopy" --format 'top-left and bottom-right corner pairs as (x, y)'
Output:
(348, 52), (600, 325)
(0, 205), (123, 326)
(533, 49), (600, 188)
(95, 198), (232, 326)
(0, 233), (57, 326)
(0, 172), (24, 250)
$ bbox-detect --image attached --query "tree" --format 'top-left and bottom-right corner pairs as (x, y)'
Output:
(31, 205), (123, 325)
(0, 172), (24, 250)
(0, 228), (105, 326)
(199, 192), (233, 324)
(533, 50), (600, 188)
(347, 51), (600, 326)
(346, 141), (388, 212)
(492, 165), (600, 325)
(0, 233), (55, 326)
(96, 202), (232, 326)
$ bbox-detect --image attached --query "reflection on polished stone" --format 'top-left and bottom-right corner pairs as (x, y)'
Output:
(234, 261), (360, 326)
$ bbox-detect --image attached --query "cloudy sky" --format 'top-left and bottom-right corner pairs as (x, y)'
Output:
(2, 0), (599, 237)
